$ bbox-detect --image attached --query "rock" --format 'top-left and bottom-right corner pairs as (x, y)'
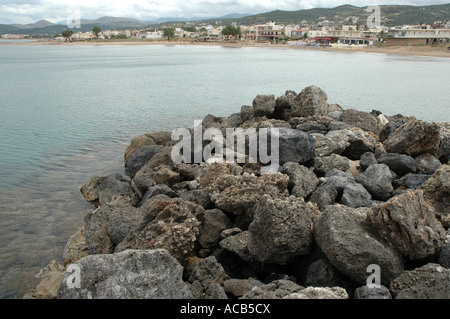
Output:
(240, 279), (304, 299)
(125, 145), (164, 177)
(310, 184), (338, 211)
(179, 189), (211, 209)
(421, 165), (450, 227)
(328, 121), (349, 131)
(58, 249), (193, 299)
(327, 127), (376, 160)
(197, 209), (232, 249)
(304, 258), (343, 288)
(273, 128), (316, 165)
(252, 95), (276, 118)
(284, 287), (349, 299)
(416, 153), (442, 175)
(436, 124), (450, 163)
(296, 120), (328, 133)
(371, 190), (447, 261)
(282, 162), (319, 198)
(247, 195), (319, 264)
(240, 105), (255, 122)
(389, 263), (450, 299)
(80, 176), (107, 206)
(314, 205), (404, 286)
(63, 226), (88, 264)
(377, 153), (417, 176)
(227, 112), (243, 128)
(327, 111), (342, 121)
(140, 184), (177, 206)
(84, 199), (147, 255)
(340, 109), (382, 135)
(23, 260), (65, 299)
(379, 116), (410, 142)
(314, 154), (350, 174)
(292, 86), (329, 117)
(124, 134), (156, 165)
(356, 164), (394, 201)
(400, 174), (432, 190)
(132, 163), (180, 198)
(353, 285), (392, 299)
(359, 152), (377, 171)
(145, 131), (172, 146)
(219, 230), (253, 263)
(188, 256), (227, 299)
(115, 198), (203, 261)
(224, 278), (263, 297)
(341, 182), (372, 208)
(312, 132), (350, 157)
(383, 120), (441, 157)
(97, 173), (136, 206)
(437, 233), (450, 268)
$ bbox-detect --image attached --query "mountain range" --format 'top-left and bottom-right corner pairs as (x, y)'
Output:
(1, 4), (449, 36)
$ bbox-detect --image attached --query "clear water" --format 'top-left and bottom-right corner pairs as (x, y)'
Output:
(0, 43), (449, 298)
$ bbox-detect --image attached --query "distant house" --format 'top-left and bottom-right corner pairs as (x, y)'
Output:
(244, 21), (285, 42)
(386, 25), (450, 46)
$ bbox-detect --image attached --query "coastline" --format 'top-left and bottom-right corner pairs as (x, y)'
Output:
(2, 39), (450, 58)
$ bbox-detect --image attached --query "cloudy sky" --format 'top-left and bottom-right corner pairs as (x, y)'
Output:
(0, 0), (448, 25)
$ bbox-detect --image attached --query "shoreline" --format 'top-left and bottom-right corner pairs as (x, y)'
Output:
(2, 39), (450, 58)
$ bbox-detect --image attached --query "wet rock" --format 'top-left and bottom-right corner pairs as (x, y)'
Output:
(188, 256), (227, 299)
(125, 145), (164, 177)
(416, 153), (442, 175)
(353, 285), (392, 299)
(240, 279), (304, 299)
(371, 190), (446, 261)
(197, 209), (232, 249)
(58, 249), (193, 299)
(247, 195), (319, 264)
(340, 109), (382, 135)
(377, 153), (417, 176)
(282, 162), (319, 198)
(124, 134), (156, 165)
(284, 287), (349, 299)
(314, 154), (350, 174)
(314, 205), (404, 286)
(383, 120), (441, 157)
(356, 164), (394, 201)
(253, 95), (276, 118)
(291, 85), (329, 117)
(115, 198), (202, 261)
(389, 263), (450, 299)
(359, 152), (377, 171)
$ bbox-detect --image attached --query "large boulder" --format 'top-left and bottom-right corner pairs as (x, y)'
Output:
(291, 86), (329, 117)
(247, 195), (320, 264)
(253, 95), (276, 118)
(356, 164), (394, 201)
(272, 128), (316, 165)
(415, 153), (442, 175)
(371, 190), (447, 262)
(125, 145), (164, 177)
(57, 249), (193, 299)
(314, 205), (404, 286)
(383, 120), (441, 157)
(326, 127), (376, 160)
(241, 105), (254, 122)
(377, 153), (417, 176)
(97, 173), (137, 206)
(124, 134), (156, 165)
(282, 162), (319, 198)
(312, 132), (350, 157)
(389, 263), (450, 299)
(340, 109), (382, 135)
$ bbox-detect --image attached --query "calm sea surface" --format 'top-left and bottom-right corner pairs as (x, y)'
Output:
(0, 43), (449, 298)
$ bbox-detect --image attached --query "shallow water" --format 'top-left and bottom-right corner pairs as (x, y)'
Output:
(0, 44), (449, 298)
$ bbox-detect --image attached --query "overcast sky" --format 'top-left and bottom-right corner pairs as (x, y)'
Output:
(1, 0), (449, 25)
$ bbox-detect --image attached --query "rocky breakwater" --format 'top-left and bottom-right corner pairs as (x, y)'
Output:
(26, 85), (450, 300)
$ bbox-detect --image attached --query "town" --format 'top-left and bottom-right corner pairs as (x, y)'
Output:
(3, 19), (450, 48)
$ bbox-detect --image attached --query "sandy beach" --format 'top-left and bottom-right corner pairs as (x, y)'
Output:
(2, 38), (450, 58)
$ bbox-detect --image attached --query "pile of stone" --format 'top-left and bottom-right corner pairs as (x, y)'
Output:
(26, 86), (450, 300)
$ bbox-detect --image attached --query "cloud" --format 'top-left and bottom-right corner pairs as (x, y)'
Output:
(1, 0), (449, 24)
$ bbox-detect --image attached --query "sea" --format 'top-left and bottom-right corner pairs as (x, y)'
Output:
(0, 41), (449, 298)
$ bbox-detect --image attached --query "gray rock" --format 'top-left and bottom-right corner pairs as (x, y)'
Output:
(421, 164), (450, 227)
(58, 249), (193, 299)
(224, 278), (263, 297)
(327, 128), (376, 160)
(240, 279), (304, 299)
(80, 176), (107, 206)
(383, 120), (441, 157)
(416, 153), (442, 175)
(241, 105), (254, 122)
(180, 189), (212, 209)
(305, 258), (343, 288)
(314, 154), (350, 174)
(188, 256), (227, 299)
(401, 174), (432, 190)
(356, 164), (394, 201)
(312, 132), (350, 157)
(124, 134), (157, 165)
(314, 205), (404, 286)
(140, 184), (177, 206)
(227, 112), (243, 128)
(371, 190), (446, 262)
(377, 153), (417, 176)
(353, 285), (392, 299)
(273, 128), (316, 165)
(328, 121), (349, 131)
(282, 162), (319, 198)
(296, 121), (328, 133)
(390, 263), (450, 299)
(219, 230), (253, 263)
(197, 209), (232, 249)
(436, 124), (450, 163)
(379, 117), (409, 142)
(145, 131), (173, 146)
(340, 109), (382, 135)
(359, 152), (377, 171)
(284, 287), (349, 299)
(310, 184), (338, 211)
(292, 85), (329, 117)
(125, 145), (165, 177)
(97, 173), (136, 206)
(437, 234), (450, 268)
(327, 112), (342, 121)
(341, 182), (372, 208)
(253, 95), (276, 118)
